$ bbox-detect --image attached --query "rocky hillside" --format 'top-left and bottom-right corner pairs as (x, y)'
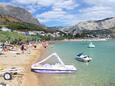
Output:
(0, 14), (22, 24)
(61, 17), (114, 36)
(0, 4), (40, 25)
(73, 17), (115, 31)
(0, 4), (48, 31)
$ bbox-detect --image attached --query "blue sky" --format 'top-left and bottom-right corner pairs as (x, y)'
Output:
(0, 0), (115, 26)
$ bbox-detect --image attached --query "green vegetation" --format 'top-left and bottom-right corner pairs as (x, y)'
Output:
(0, 15), (46, 31)
(0, 31), (40, 44)
(7, 22), (45, 31)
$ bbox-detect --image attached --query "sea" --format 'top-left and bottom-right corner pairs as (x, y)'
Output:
(37, 39), (115, 86)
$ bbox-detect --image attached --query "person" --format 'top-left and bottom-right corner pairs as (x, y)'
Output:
(20, 44), (25, 53)
(33, 45), (37, 48)
(3, 45), (8, 52)
(42, 41), (48, 48)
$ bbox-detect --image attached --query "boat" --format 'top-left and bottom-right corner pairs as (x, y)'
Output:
(88, 42), (95, 48)
(75, 53), (92, 62)
(31, 53), (77, 74)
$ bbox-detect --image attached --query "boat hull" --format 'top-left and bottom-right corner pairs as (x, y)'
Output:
(31, 69), (75, 74)
(88, 46), (95, 48)
(75, 57), (92, 62)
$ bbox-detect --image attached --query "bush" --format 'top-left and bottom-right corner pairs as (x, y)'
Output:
(0, 31), (34, 43)
(7, 22), (45, 31)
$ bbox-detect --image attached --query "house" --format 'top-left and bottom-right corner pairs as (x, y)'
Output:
(36, 31), (45, 36)
(0, 27), (11, 32)
(28, 31), (36, 35)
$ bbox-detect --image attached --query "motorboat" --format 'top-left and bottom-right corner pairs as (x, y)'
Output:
(31, 53), (77, 74)
(75, 53), (92, 62)
(88, 42), (95, 48)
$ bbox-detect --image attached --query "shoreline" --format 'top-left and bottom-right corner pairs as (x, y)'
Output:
(21, 44), (45, 86)
(63, 38), (111, 42)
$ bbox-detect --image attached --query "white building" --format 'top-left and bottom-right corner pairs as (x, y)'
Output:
(28, 31), (36, 35)
(0, 27), (11, 32)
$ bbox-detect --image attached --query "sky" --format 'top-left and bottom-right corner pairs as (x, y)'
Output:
(0, 0), (115, 26)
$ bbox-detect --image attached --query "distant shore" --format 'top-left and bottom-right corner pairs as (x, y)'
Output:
(63, 38), (111, 42)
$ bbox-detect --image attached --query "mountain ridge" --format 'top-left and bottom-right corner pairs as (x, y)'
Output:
(48, 17), (115, 37)
(0, 4), (40, 25)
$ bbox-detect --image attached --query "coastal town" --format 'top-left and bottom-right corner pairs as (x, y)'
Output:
(0, 1), (115, 86)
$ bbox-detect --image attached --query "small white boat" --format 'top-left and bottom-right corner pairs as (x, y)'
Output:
(88, 42), (95, 48)
(76, 53), (92, 62)
(31, 53), (77, 74)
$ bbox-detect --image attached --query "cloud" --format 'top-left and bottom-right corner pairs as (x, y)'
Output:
(11, 0), (78, 15)
(25, 5), (39, 14)
(1, 0), (115, 26)
(10, 0), (78, 12)
(53, 0), (78, 10)
(15, 0), (78, 25)
(37, 0), (114, 25)
(33, 0), (115, 25)
(79, 6), (114, 19)
(11, 0), (55, 6)
(0, 0), (79, 26)
(83, 0), (115, 6)
(11, 0), (78, 9)
(37, 7), (78, 25)
(78, 0), (115, 21)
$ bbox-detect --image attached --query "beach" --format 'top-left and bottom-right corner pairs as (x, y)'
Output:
(0, 43), (45, 86)
(63, 38), (110, 42)
(0, 39), (115, 86)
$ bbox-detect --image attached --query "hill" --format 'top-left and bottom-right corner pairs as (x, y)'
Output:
(0, 4), (40, 25)
(60, 17), (115, 38)
(0, 4), (46, 31)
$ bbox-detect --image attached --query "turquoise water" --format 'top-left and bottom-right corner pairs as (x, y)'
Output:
(37, 39), (115, 86)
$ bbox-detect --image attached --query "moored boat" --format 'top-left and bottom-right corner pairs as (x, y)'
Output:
(88, 42), (95, 48)
(75, 53), (92, 62)
(31, 53), (77, 74)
